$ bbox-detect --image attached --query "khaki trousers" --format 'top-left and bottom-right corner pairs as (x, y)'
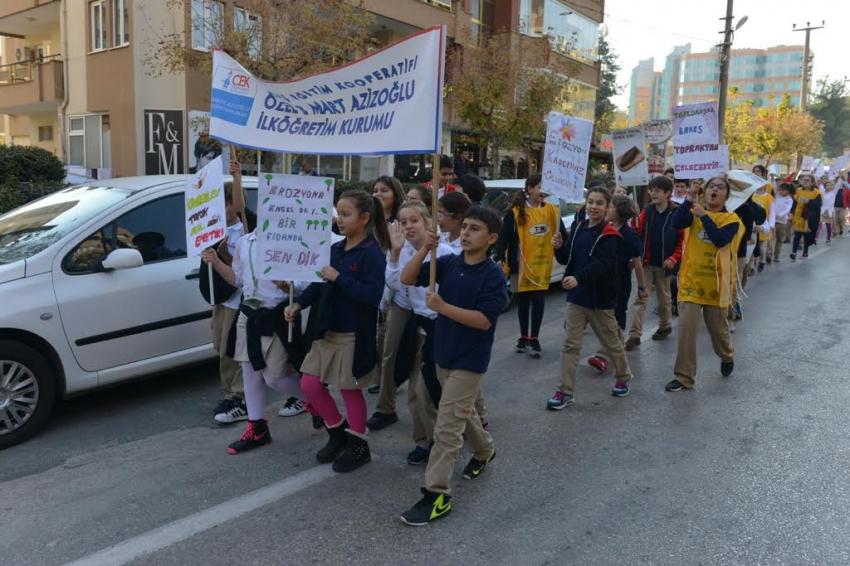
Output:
(628, 265), (672, 339)
(424, 367), (494, 495)
(407, 333), (437, 448)
(211, 304), (243, 399)
(376, 303), (413, 415)
(773, 222), (787, 259)
(561, 303), (631, 396)
(673, 301), (734, 388)
(836, 208), (847, 235)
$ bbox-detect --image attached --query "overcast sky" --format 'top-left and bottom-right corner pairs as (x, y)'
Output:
(603, 0), (848, 111)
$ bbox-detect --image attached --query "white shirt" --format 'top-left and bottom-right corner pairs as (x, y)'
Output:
(440, 232), (463, 254)
(671, 194), (686, 205)
(232, 231), (305, 309)
(222, 222), (246, 309)
(774, 195), (793, 223)
(820, 186), (836, 215)
(386, 240), (454, 318)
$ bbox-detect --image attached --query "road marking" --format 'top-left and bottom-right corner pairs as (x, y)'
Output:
(65, 464), (335, 566)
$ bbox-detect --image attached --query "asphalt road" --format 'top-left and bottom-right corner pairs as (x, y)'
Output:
(3, 236), (849, 566)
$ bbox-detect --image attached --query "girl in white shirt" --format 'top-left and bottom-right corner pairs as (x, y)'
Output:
(820, 180), (837, 244)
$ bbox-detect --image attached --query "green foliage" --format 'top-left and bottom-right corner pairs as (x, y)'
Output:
(809, 78), (850, 158)
(594, 30), (621, 138)
(0, 145), (66, 185)
(0, 181), (65, 215)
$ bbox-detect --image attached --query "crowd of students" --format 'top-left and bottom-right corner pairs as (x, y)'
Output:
(200, 156), (848, 526)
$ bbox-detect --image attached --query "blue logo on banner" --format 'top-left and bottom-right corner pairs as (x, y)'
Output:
(211, 88), (253, 126)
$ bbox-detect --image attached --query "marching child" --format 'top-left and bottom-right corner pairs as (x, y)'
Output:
(547, 187), (633, 409)
(820, 179), (837, 244)
(625, 175), (683, 351)
(772, 183), (793, 262)
(665, 177), (743, 392)
(285, 191), (388, 473)
(751, 182), (775, 270)
(438, 191), (472, 253)
(790, 174), (822, 260)
(398, 206), (507, 526)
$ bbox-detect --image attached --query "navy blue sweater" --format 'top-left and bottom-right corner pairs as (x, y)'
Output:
(555, 220), (622, 310)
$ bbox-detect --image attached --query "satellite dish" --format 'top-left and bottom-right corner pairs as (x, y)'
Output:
(735, 15), (748, 31)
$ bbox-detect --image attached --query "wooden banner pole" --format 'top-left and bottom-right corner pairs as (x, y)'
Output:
(429, 153), (439, 292)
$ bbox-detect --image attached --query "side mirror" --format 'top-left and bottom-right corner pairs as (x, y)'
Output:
(98, 248), (144, 272)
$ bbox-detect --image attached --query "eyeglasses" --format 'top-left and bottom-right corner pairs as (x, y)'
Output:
(705, 182), (726, 190)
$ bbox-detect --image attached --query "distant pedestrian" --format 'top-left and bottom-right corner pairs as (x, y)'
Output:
(772, 183), (793, 262)
(790, 174), (821, 261)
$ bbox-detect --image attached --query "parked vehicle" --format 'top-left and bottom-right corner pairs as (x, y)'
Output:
(0, 175), (262, 449)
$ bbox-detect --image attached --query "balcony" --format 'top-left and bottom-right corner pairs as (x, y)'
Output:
(0, 55), (64, 114)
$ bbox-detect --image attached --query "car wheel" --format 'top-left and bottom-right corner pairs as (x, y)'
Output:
(0, 340), (57, 449)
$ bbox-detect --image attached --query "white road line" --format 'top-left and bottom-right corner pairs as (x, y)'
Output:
(64, 465), (336, 566)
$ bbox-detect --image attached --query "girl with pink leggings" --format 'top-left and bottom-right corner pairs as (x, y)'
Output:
(286, 190), (389, 473)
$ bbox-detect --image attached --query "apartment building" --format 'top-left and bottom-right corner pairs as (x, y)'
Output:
(628, 43), (808, 125)
(0, 0), (604, 180)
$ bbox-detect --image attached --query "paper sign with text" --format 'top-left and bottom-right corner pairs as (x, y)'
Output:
(184, 156), (226, 257)
(672, 102), (724, 179)
(257, 174), (334, 282)
(613, 127), (650, 186)
(541, 112), (594, 203)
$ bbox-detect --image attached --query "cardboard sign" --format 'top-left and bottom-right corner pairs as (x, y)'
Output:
(612, 127), (650, 186)
(672, 102), (724, 179)
(541, 112), (594, 204)
(210, 26), (445, 156)
(256, 173), (334, 282)
(184, 156), (226, 257)
(725, 169), (768, 212)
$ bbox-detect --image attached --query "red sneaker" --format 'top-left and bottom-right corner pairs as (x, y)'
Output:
(227, 420), (271, 454)
(588, 355), (609, 374)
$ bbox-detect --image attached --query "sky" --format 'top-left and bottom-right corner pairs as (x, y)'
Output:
(603, 0), (848, 111)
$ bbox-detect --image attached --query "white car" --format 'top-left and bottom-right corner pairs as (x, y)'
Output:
(0, 175), (263, 448)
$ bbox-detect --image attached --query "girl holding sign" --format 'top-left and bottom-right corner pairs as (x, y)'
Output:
(202, 232), (305, 455)
(285, 191), (389, 473)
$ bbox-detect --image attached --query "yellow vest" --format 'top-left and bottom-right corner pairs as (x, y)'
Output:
(678, 210), (744, 308)
(512, 202), (560, 292)
(752, 192), (774, 242)
(792, 187), (820, 233)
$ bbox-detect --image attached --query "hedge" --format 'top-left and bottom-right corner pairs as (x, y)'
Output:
(0, 145), (66, 185)
(0, 181), (65, 215)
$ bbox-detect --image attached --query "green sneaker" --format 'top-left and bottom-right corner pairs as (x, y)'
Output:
(400, 489), (452, 526)
(462, 449), (496, 480)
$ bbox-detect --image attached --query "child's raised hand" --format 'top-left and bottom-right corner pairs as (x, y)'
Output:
(691, 203), (707, 217)
(201, 248), (219, 265)
(423, 229), (439, 251)
(425, 290), (445, 313)
(284, 304), (301, 322)
(389, 221), (405, 251)
(229, 160), (241, 178)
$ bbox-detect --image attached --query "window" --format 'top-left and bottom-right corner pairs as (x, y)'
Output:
(69, 117), (85, 166)
(192, 0), (223, 51)
(90, 0), (108, 51)
(234, 6), (261, 58)
(115, 195), (187, 263)
(68, 114), (106, 168)
(38, 126), (53, 142)
(113, 0), (129, 47)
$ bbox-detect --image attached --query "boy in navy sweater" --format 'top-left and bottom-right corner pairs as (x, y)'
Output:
(398, 206), (507, 526)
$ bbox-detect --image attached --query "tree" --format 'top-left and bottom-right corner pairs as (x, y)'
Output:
(447, 33), (570, 178)
(593, 29), (621, 139)
(809, 78), (850, 157)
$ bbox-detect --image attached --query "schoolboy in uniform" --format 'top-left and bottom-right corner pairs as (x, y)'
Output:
(398, 206), (507, 526)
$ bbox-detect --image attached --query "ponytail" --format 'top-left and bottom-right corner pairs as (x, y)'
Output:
(338, 189), (391, 252)
(512, 189), (528, 225)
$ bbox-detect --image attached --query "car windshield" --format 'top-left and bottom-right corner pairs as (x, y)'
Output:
(0, 185), (134, 264)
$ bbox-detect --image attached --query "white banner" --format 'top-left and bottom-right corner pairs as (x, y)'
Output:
(209, 27), (445, 156)
(257, 174), (334, 283)
(800, 155), (815, 173)
(612, 127), (650, 186)
(672, 101), (724, 179)
(184, 156), (226, 257)
(726, 169), (767, 212)
(541, 112), (594, 203)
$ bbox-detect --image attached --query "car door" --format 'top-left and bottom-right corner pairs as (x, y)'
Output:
(52, 190), (213, 373)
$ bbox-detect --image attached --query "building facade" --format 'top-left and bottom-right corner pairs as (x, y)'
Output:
(0, 0), (604, 180)
(627, 43), (808, 125)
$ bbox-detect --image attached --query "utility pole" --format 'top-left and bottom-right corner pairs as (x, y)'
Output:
(717, 0), (734, 143)
(792, 20), (824, 110)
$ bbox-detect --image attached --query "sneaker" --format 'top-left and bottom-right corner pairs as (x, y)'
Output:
(652, 327), (672, 340)
(766, 257), (772, 264)
(588, 355), (609, 374)
(227, 420), (271, 454)
(721, 360), (734, 377)
(212, 398), (234, 415)
(367, 384), (380, 394)
(462, 449), (496, 480)
(624, 337), (641, 351)
(515, 337), (528, 354)
(527, 338), (542, 358)
(758, 262), (765, 272)
(278, 397), (305, 417)
(400, 489), (452, 526)
(215, 400), (249, 425)
(612, 380), (630, 397)
(407, 445), (431, 466)
(546, 390), (574, 410)
(366, 411), (398, 431)
(664, 379), (688, 392)
(789, 253), (796, 261)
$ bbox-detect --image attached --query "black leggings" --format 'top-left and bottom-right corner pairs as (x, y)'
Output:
(792, 231), (813, 255)
(517, 290), (546, 338)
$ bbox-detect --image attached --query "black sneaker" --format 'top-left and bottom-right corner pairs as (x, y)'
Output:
(462, 449), (496, 480)
(214, 399), (249, 425)
(406, 445), (431, 466)
(366, 411), (398, 431)
(227, 420), (271, 454)
(721, 360), (734, 377)
(527, 338), (542, 358)
(400, 488), (452, 526)
(652, 327), (672, 340)
(212, 398), (234, 415)
(758, 262), (765, 272)
(664, 379), (688, 392)
(515, 337), (528, 354)
(790, 253), (796, 261)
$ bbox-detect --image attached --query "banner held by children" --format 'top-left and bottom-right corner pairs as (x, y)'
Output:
(672, 102), (724, 179)
(541, 111), (594, 203)
(209, 26), (445, 156)
(257, 173), (334, 283)
(725, 169), (768, 212)
(612, 127), (650, 186)
(185, 155), (226, 257)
